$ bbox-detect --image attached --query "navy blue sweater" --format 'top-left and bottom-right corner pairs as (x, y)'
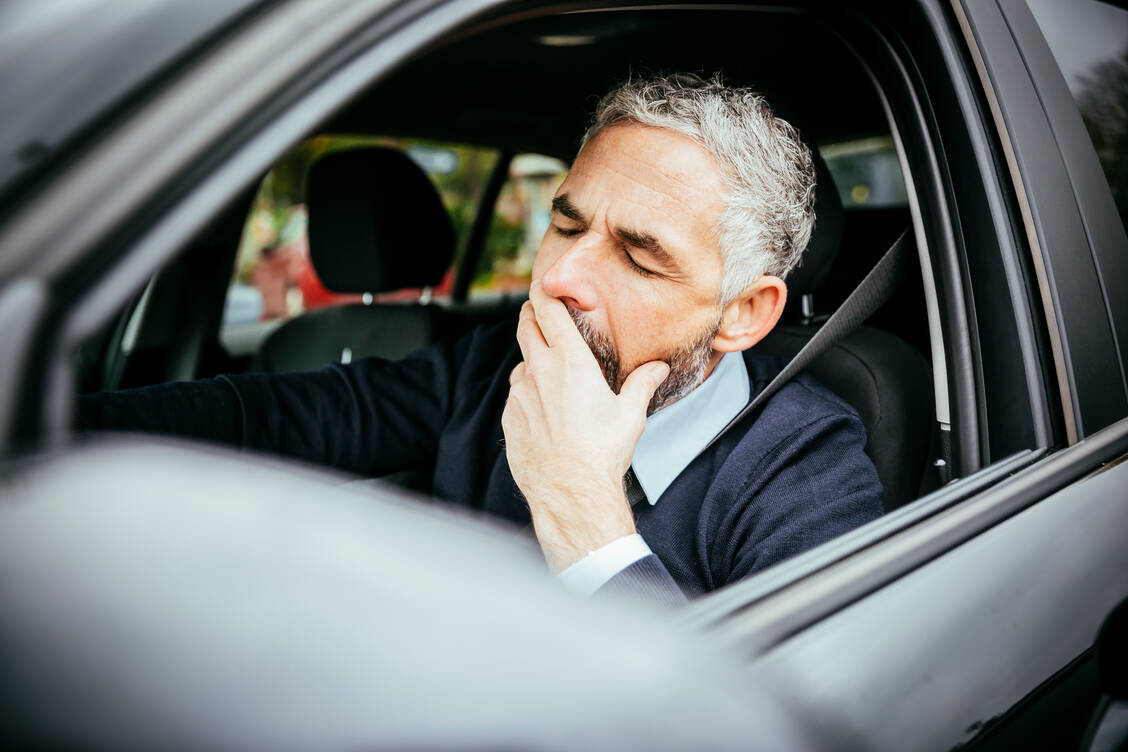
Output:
(77, 319), (884, 604)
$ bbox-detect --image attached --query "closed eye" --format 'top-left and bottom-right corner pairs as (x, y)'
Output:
(622, 246), (658, 277)
(551, 225), (659, 277)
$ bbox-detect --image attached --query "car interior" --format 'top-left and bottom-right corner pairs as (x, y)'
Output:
(74, 7), (943, 522)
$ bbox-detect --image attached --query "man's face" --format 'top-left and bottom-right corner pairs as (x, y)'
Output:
(531, 123), (729, 413)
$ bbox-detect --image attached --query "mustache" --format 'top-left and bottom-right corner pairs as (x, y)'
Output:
(566, 307), (720, 416)
(568, 307), (621, 390)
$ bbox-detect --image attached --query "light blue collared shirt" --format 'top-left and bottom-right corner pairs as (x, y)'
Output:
(557, 351), (750, 595)
(632, 349), (750, 504)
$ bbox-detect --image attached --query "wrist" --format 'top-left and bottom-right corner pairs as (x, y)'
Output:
(539, 525), (638, 573)
(528, 483), (637, 572)
(556, 533), (653, 596)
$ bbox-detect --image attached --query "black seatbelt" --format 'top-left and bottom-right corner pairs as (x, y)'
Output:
(699, 228), (911, 455)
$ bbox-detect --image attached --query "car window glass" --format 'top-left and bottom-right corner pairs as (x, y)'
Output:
(1026, 0), (1128, 229)
(818, 137), (908, 208)
(469, 154), (569, 301)
(222, 137), (498, 330)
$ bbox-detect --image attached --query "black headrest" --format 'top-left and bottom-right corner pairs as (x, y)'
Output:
(306, 147), (455, 293)
(784, 151), (843, 295)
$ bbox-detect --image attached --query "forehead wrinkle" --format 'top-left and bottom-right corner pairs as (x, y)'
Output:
(597, 163), (718, 241)
(563, 161), (698, 235)
(601, 155), (708, 206)
(615, 142), (714, 197)
(599, 123), (726, 197)
(573, 133), (720, 209)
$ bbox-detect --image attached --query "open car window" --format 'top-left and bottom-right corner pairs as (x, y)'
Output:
(74, 6), (945, 539)
(45, 0), (1096, 626)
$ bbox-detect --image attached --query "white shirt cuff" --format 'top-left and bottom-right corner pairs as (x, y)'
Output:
(555, 533), (653, 597)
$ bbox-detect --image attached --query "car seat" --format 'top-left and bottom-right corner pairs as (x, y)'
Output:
(254, 146), (454, 373)
(756, 156), (935, 511)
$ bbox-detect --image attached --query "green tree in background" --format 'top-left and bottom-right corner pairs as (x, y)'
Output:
(1077, 47), (1128, 231)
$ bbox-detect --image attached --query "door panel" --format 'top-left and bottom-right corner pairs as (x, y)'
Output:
(738, 424), (1128, 751)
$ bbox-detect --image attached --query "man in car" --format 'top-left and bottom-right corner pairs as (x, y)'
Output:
(79, 74), (884, 604)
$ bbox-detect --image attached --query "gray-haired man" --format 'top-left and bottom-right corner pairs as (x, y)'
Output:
(499, 73), (883, 601)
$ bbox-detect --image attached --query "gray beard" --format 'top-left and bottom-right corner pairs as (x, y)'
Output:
(568, 308), (722, 416)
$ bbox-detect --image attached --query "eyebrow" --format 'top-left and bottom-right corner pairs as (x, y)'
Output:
(551, 192), (684, 277)
(551, 194), (586, 224)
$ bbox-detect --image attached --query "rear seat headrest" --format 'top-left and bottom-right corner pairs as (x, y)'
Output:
(783, 151), (843, 296)
(306, 147), (456, 294)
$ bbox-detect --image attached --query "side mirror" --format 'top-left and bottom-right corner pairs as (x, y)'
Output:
(1082, 597), (1128, 752)
(1097, 599), (1128, 700)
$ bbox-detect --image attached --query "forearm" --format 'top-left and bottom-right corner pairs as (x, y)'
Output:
(76, 377), (244, 446)
(75, 352), (451, 476)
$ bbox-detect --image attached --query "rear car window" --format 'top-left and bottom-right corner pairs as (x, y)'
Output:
(222, 136), (499, 331)
(470, 153), (569, 301)
(819, 137), (908, 208)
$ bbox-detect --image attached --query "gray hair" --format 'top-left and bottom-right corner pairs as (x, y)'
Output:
(581, 73), (816, 304)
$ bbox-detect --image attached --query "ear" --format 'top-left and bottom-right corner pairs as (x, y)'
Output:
(711, 275), (788, 353)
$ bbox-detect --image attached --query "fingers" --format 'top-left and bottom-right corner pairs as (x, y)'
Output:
(509, 361), (526, 385)
(516, 300), (547, 363)
(528, 280), (586, 351)
(619, 361), (670, 413)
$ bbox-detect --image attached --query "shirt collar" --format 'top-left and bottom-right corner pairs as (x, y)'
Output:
(630, 350), (750, 505)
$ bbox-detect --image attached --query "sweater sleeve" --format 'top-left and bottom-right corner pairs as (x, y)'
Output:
(75, 333), (471, 477)
(716, 411), (885, 585)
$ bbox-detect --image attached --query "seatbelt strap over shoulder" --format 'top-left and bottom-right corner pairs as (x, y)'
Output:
(700, 228), (912, 454)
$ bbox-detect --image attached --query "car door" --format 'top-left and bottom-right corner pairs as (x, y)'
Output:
(676, 1), (1128, 749)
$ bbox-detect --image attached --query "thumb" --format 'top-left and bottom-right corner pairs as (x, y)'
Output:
(620, 361), (670, 411)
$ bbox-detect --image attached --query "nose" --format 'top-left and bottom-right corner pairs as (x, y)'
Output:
(538, 237), (601, 312)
